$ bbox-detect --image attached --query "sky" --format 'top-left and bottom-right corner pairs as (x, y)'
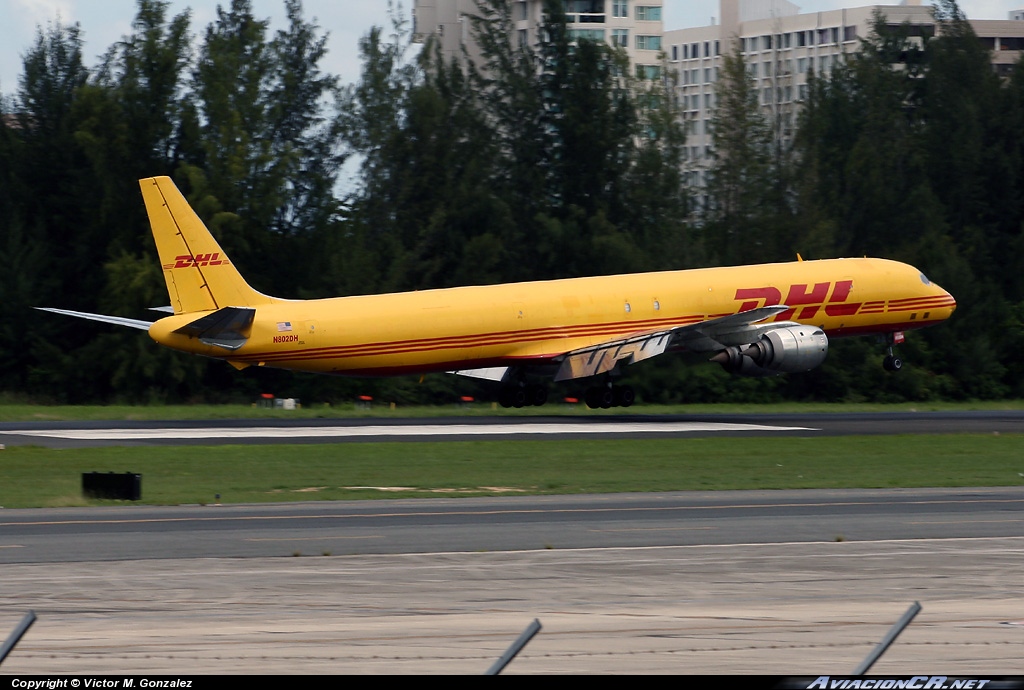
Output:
(1, 1), (1022, 98)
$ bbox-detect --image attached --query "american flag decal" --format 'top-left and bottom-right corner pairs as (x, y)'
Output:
(277, 322), (292, 332)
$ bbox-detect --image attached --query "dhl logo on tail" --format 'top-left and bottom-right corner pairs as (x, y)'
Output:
(163, 253), (230, 270)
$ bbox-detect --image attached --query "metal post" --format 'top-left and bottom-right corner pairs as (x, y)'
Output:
(484, 618), (542, 675)
(0, 611), (37, 666)
(852, 601), (921, 675)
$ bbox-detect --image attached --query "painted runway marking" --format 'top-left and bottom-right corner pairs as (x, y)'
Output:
(8, 421), (816, 441)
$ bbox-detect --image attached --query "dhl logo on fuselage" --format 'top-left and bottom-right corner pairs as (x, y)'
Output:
(162, 253), (230, 270)
(735, 281), (859, 321)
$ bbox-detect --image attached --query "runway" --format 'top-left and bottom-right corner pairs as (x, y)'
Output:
(1, 412), (1022, 674)
(0, 409), (1021, 447)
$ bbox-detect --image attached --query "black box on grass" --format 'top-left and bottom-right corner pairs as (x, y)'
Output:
(82, 472), (142, 500)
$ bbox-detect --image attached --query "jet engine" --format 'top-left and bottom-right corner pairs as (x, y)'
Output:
(711, 325), (828, 377)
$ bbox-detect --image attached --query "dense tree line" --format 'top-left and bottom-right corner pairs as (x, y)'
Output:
(0, 0), (1021, 405)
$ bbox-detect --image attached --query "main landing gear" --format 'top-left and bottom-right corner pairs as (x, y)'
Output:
(883, 331), (904, 372)
(498, 383), (548, 408)
(496, 382), (635, 408)
(583, 383), (635, 409)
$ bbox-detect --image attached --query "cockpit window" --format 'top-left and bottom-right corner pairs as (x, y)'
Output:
(920, 273), (931, 285)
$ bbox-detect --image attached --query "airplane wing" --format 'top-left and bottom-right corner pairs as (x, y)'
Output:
(34, 308), (154, 331)
(552, 305), (791, 381)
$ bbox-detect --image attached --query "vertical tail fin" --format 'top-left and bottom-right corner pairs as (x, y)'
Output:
(140, 176), (274, 315)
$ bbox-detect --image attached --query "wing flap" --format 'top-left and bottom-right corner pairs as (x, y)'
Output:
(555, 331), (671, 381)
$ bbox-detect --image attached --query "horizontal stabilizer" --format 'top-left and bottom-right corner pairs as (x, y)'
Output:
(34, 307), (154, 331)
(173, 306), (255, 350)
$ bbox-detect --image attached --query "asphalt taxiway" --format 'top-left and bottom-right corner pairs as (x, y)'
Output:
(2, 487), (1023, 563)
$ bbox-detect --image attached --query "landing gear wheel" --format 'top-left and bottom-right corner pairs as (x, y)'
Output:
(498, 385), (528, 408)
(584, 387), (603, 409)
(526, 384), (548, 407)
(498, 387), (514, 408)
(585, 385), (633, 408)
(883, 355), (903, 372)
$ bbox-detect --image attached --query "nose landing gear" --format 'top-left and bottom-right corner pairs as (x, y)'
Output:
(883, 331), (904, 372)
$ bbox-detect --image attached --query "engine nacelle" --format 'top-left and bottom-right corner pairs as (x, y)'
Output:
(712, 325), (829, 377)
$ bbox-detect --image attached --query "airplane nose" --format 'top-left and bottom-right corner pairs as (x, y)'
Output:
(937, 285), (956, 316)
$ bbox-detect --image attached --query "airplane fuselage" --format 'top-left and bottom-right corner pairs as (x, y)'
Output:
(147, 257), (955, 376)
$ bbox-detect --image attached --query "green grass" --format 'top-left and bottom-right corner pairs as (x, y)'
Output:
(1, 399), (1023, 422)
(1, 434), (1021, 508)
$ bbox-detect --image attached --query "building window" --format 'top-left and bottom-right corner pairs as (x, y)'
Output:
(613, 0), (628, 18)
(611, 29), (629, 48)
(518, 1), (528, 21)
(636, 64), (662, 80)
(762, 34), (772, 50)
(569, 28), (605, 42)
(566, 0), (604, 13)
(636, 6), (661, 21)
(671, 44), (678, 60)
(636, 35), (662, 50)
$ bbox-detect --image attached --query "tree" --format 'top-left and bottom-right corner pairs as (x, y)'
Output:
(704, 49), (777, 265)
(184, 0), (345, 296)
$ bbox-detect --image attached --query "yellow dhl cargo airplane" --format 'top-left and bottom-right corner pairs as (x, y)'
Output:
(40, 176), (956, 408)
